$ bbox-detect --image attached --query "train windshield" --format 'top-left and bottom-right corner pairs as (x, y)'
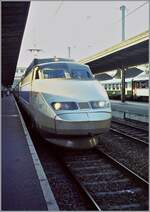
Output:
(69, 68), (93, 80)
(42, 65), (93, 80)
(43, 69), (66, 79)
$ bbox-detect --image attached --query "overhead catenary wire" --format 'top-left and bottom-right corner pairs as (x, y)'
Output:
(29, 1), (64, 57)
(89, 1), (148, 49)
(113, 1), (148, 24)
(54, 1), (64, 15)
(126, 1), (148, 17)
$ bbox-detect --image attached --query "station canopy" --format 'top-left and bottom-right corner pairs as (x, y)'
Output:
(79, 31), (149, 74)
(95, 67), (143, 81)
(2, 2), (30, 87)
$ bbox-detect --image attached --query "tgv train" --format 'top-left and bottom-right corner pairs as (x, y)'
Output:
(14, 58), (111, 148)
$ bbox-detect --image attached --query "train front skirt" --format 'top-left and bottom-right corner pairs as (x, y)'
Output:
(45, 136), (99, 149)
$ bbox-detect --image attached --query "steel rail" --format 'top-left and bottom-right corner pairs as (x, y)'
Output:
(59, 157), (102, 211)
(110, 127), (148, 145)
(95, 147), (149, 186)
(112, 119), (149, 133)
(62, 147), (148, 210)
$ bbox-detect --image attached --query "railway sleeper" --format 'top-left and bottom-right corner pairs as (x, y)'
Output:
(94, 188), (148, 210)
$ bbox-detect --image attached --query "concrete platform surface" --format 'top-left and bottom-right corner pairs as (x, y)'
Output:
(110, 100), (149, 122)
(2, 95), (59, 210)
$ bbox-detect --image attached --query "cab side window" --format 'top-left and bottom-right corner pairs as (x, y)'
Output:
(33, 67), (41, 80)
(35, 70), (39, 79)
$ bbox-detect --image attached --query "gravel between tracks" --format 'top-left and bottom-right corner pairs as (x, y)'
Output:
(98, 131), (148, 181)
(63, 149), (148, 210)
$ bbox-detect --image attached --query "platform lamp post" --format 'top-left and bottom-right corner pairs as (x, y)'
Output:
(120, 5), (126, 102)
(28, 43), (42, 59)
(28, 48), (42, 58)
(68, 46), (71, 58)
(67, 46), (77, 58)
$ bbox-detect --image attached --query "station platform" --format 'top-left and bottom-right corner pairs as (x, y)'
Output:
(2, 94), (59, 210)
(110, 100), (149, 123)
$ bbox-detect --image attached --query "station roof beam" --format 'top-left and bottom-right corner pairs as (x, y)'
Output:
(2, 2), (30, 87)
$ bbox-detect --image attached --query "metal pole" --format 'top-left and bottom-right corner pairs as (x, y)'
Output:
(68, 46), (71, 58)
(121, 66), (126, 102)
(120, 5), (126, 41)
(120, 5), (126, 102)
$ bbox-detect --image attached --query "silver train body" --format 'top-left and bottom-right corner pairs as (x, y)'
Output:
(15, 58), (111, 148)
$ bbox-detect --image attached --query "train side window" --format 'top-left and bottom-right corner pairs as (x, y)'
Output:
(127, 82), (129, 88)
(31, 67), (39, 80)
(35, 71), (39, 79)
(145, 80), (149, 88)
(140, 81), (147, 88)
(136, 82), (140, 88)
(128, 82), (131, 89)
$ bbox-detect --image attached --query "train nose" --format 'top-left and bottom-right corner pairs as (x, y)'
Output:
(55, 112), (111, 135)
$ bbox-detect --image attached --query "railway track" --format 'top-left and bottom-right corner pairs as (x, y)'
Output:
(111, 118), (149, 145)
(18, 101), (148, 210)
(99, 128), (148, 181)
(59, 147), (148, 210)
(118, 118), (149, 132)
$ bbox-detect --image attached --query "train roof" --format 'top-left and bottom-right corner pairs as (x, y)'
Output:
(37, 61), (90, 69)
(101, 78), (132, 84)
(100, 71), (149, 84)
(97, 67), (144, 82)
(96, 67), (143, 82)
(25, 57), (75, 75)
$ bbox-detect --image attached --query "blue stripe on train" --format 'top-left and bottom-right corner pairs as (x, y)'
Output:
(20, 91), (30, 102)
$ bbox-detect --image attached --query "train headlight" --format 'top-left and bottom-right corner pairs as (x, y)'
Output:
(90, 101), (110, 109)
(53, 102), (62, 110)
(51, 102), (78, 111)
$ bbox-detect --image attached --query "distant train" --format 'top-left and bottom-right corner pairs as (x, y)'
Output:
(99, 72), (149, 102)
(14, 58), (111, 149)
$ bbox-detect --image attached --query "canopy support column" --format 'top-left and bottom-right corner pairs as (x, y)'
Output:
(121, 66), (126, 102)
